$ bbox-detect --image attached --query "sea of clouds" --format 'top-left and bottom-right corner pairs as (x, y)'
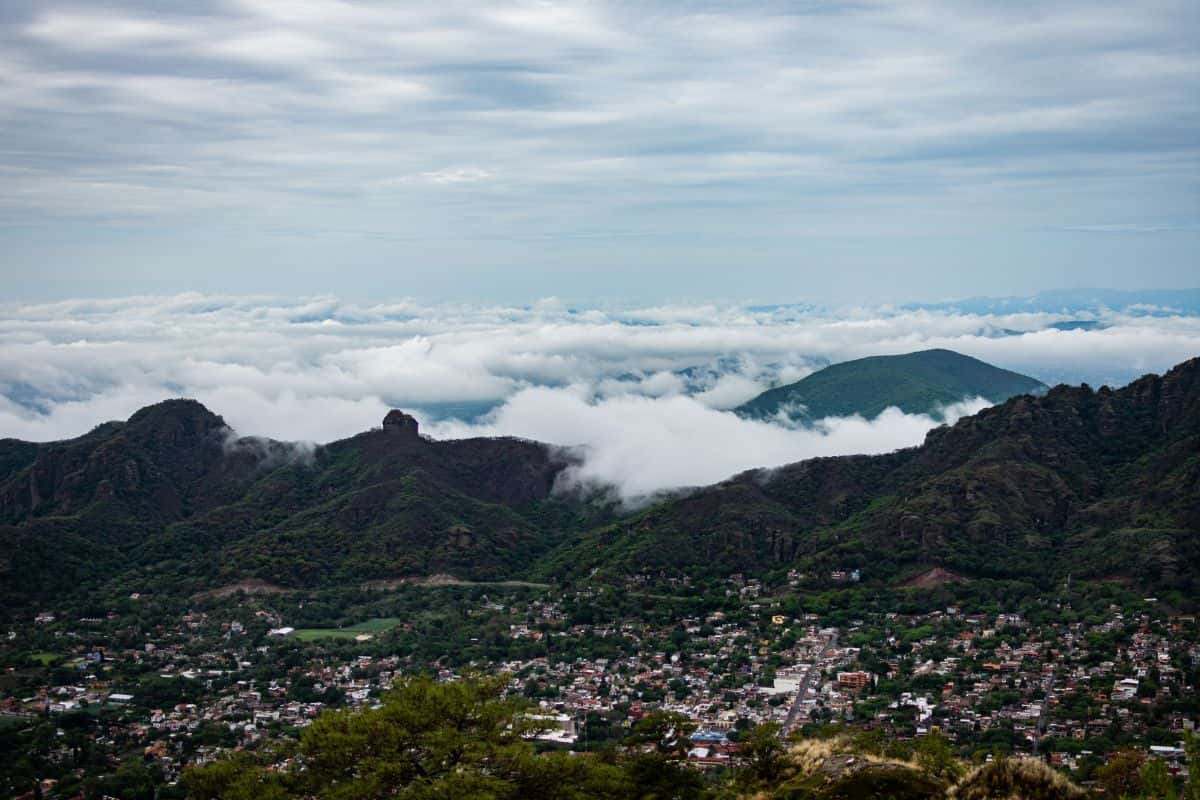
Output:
(2, 294), (1198, 499)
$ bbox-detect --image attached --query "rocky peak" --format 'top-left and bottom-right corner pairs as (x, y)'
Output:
(125, 398), (228, 445)
(0, 399), (230, 521)
(382, 410), (420, 437)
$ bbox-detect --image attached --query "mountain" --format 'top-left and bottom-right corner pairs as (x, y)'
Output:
(905, 287), (1200, 316)
(550, 356), (1200, 598)
(0, 357), (1197, 617)
(735, 349), (1047, 423)
(0, 403), (604, 612)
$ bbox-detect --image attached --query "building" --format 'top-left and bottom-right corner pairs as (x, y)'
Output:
(838, 671), (871, 691)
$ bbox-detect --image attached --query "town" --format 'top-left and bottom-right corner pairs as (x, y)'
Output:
(3, 573), (1197, 798)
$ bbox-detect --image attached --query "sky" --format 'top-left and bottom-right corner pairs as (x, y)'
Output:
(1, 0), (1198, 303)
(2, 3), (1197, 498)
(3, 294), (1199, 500)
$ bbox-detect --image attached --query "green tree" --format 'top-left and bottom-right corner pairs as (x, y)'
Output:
(913, 730), (965, 783)
(101, 759), (159, 800)
(1139, 757), (1177, 800)
(621, 712), (704, 800)
(299, 675), (547, 799)
(736, 722), (786, 787)
(623, 711), (696, 758)
(183, 752), (290, 800)
(1184, 731), (1200, 800)
(1099, 749), (1148, 799)
(187, 674), (632, 800)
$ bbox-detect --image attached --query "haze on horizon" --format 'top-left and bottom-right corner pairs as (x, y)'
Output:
(0, 0), (1197, 304)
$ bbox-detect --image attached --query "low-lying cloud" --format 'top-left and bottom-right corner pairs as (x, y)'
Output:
(220, 429), (319, 471)
(427, 389), (990, 501)
(1, 294), (1197, 498)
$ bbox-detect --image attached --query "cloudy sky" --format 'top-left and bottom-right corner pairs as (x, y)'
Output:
(1, 0), (1197, 303)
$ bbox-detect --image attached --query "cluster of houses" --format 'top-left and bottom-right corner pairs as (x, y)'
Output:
(3, 585), (1196, 792)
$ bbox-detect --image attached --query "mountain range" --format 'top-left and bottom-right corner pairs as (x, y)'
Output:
(904, 287), (1200, 316)
(735, 349), (1046, 423)
(0, 354), (1197, 617)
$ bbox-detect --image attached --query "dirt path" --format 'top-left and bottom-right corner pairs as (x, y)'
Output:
(362, 574), (551, 590)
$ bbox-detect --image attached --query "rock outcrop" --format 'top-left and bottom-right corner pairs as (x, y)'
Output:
(382, 410), (420, 437)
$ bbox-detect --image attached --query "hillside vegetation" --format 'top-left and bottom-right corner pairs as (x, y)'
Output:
(736, 349), (1046, 423)
(184, 673), (1182, 799)
(556, 356), (1198, 600)
(0, 406), (606, 612)
(0, 356), (1197, 617)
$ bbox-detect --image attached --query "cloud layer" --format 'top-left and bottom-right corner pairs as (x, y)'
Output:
(427, 389), (990, 500)
(1, 294), (1197, 497)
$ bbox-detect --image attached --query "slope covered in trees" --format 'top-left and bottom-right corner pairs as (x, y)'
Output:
(0, 357), (1197, 617)
(546, 356), (1200, 600)
(735, 349), (1046, 423)
(0, 403), (603, 613)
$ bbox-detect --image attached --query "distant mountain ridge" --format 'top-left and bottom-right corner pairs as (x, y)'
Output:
(736, 349), (1047, 423)
(905, 287), (1200, 315)
(549, 355), (1200, 596)
(0, 356), (1197, 617)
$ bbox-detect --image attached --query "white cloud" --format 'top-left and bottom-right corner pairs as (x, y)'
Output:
(0, 385), (167, 442)
(425, 389), (991, 501)
(2, 0), (1194, 230)
(1, 294), (1197, 499)
(692, 373), (770, 410)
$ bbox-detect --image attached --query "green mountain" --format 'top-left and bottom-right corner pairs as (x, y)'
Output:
(0, 356), (1197, 617)
(736, 349), (1047, 422)
(0, 404), (607, 612)
(554, 356), (1199, 597)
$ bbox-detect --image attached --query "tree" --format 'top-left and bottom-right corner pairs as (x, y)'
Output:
(101, 759), (159, 800)
(620, 712), (704, 800)
(186, 674), (633, 800)
(304, 674), (548, 798)
(623, 711), (696, 758)
(618, 751), (703, 800)
(1184, 731), (1200, 800)
(736, 722), (786, 786)
(1139, 757), (1177, 800)
(183, 752), (290, 800)
(913, 730), (965, 783)
(1099, 749), (1148, 799)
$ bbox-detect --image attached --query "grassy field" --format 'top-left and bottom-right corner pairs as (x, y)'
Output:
(293, 617), (403, 641)
(29, 652), (60, 665)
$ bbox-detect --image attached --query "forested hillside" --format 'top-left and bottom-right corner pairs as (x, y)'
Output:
(1, 357), (1197, 617)
(0, 404), (604, 613)
(736, 349), (1046, 422)
(557, 357), (1199, 600)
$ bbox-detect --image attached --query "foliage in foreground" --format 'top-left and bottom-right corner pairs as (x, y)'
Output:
(184, 675), (691, 800)
(180, 675), (1128, 800)
(951, 757), (1086, 800)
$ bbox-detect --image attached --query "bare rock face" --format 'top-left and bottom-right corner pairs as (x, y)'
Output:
(382, 410), (420, 437)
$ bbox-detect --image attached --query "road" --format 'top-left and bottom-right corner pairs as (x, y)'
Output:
(782, 631), (838, 735)
(1032, 668), (1055, 755)
(1032, 627), (1073, 756)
